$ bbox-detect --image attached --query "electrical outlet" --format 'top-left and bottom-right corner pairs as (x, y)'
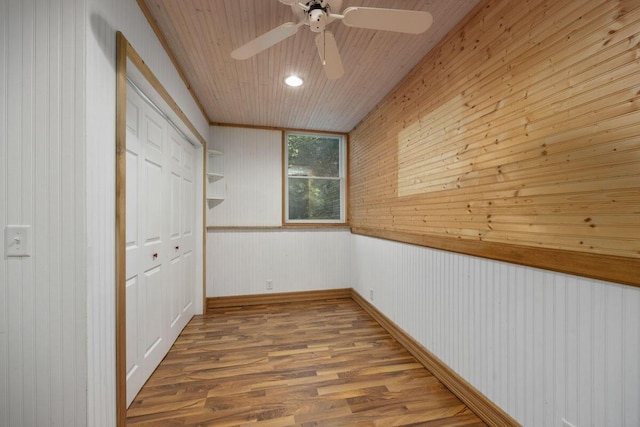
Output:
(266, 280), (273, 290)
(562, 418), (576, 427)
(369, 288), (374, 301)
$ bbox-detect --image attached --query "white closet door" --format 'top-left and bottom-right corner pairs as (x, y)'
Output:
(125, 87), (196, 406)
(180, 139), (196, 320)
(166, 127), (195, 343)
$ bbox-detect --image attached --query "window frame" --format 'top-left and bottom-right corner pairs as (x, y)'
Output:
(283, 130), (347, 225)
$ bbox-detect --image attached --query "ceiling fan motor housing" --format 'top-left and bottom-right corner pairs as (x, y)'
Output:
(307, 1), (329, 32)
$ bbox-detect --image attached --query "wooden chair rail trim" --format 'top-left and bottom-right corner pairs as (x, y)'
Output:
(206, 224), (351, 231)
(206, 288), (352, 310)
(350, 290), (521, 427)
(351, 227), (640, 288)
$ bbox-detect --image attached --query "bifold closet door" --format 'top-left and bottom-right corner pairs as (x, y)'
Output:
(124, 87), (196, 406)
(166, 125), (196, 344)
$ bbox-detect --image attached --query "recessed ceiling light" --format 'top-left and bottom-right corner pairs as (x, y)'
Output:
(284, 75), (303, 87)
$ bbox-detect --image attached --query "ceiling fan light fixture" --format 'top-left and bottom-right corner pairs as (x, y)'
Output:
(285, 75), (304, 87)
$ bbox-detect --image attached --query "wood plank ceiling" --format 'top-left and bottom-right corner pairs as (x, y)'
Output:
(139, 0), (480, 132)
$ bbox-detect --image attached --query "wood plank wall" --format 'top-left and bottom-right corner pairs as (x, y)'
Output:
(349, 0), (640, 286)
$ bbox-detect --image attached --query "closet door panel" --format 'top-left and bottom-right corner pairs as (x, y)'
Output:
(125, 88), (167, 407)
(181, 142), (196, 315)
(125, 85), (198, 407)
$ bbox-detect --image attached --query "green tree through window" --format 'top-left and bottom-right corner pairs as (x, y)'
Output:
(286, 133), (345, 222)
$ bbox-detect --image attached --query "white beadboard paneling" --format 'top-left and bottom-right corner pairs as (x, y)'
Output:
(208, 126), (282, 226)
(1, 0), (87, 426)
(0, 0), (8, 425)
(207, 229), (350, 297)
(603, 285), (623, 426)
(350, 234), (640, 427)
(0, 0), (210, 426)
(0, 332), (6, 427)
(623, 286), (640, 427)
(85, 0), (209, 425)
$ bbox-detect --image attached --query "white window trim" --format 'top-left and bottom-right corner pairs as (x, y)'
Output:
(284, 131), (347, 224)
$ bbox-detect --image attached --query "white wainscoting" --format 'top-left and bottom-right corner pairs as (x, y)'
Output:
(89, 0), (209, 425)
(207, 229), (351, 297)
(208, 126), (283, 227)
(350, 234), (640, 427)
(1, 0), (207, 423)
(1, 1), (87, 426)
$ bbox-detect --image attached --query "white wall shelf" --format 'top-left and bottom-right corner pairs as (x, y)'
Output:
(206, 172), (224, 180)
(206, 148), (224, 201)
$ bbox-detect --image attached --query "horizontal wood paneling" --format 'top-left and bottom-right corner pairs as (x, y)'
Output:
(350, 234), (640, 427)
(349, 0), (640, 286)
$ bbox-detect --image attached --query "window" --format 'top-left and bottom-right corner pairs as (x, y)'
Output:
(285, 132), (346, 223)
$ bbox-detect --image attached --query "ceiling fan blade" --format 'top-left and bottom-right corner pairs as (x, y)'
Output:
(315, 30), (344, 80)
(341, 7), (433, 34)
(278, 0), (298, 4)
(231, 22), (302, 60)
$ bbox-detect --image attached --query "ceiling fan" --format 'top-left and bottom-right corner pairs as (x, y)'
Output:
(230, 0), (433, 80)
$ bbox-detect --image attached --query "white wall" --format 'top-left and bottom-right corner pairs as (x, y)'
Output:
(208, 229), (351, 297)
(5, 2), (635, 427)
(208, 126), (282, 226)
(0, 0), (208, 426)
(207, 126), (351, 297)
(1, 1), (87, 426)
(350, 234), (640, 427)
(85, 0), (208, 425)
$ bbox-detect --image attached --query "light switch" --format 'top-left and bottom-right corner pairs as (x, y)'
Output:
(5, 225), (31, 257)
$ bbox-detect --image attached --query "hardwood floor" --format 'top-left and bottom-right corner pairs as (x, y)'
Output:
(127, 298), (486, 426)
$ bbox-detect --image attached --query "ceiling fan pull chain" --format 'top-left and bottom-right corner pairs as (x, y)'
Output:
(322, 30), (327, 65)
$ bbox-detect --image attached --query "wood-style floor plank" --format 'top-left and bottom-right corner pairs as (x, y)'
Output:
(127, 298), (486, 426)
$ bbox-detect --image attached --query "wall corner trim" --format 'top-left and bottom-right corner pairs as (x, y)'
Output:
(350, 289), (521, 427)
